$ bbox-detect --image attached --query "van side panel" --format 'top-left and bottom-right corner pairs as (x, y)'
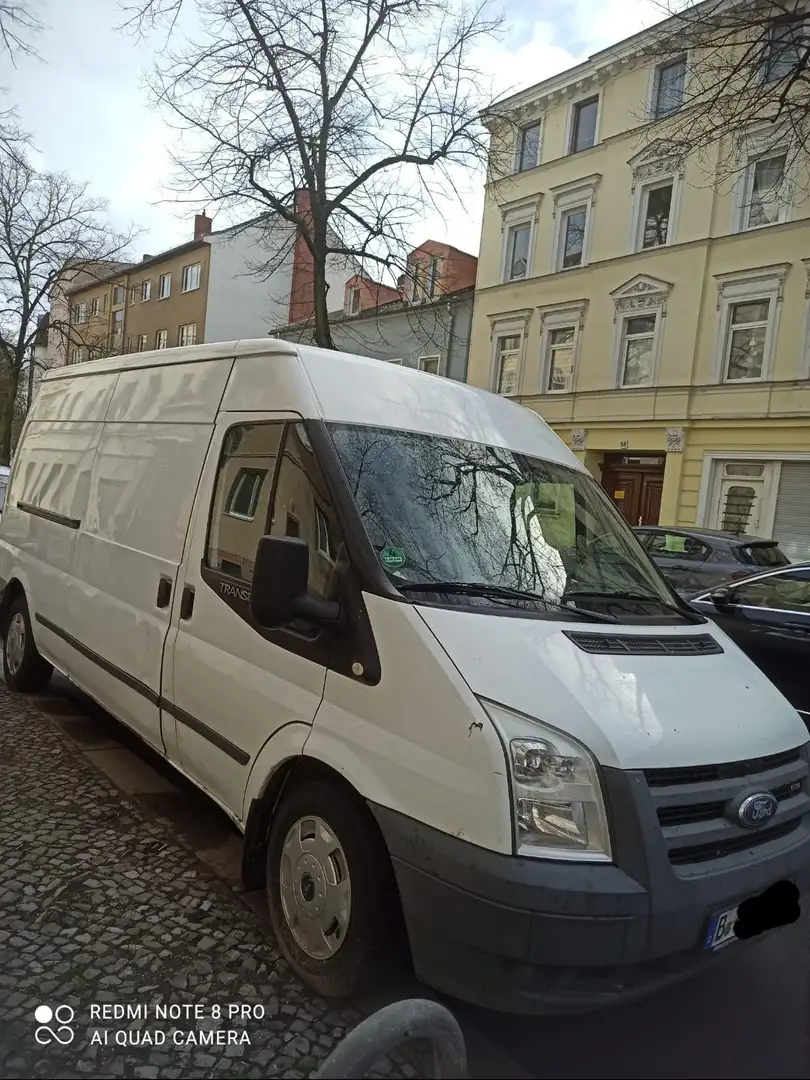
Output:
(49, 359), (232, 754)
(29, 372), (117, 424)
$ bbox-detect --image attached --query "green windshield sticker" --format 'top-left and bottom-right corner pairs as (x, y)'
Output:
(380, 546), (406, 570)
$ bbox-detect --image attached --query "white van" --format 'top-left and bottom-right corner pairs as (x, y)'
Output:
(1, 340), (808, 1013)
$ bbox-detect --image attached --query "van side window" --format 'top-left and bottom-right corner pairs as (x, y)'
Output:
(268, 423), (345, 602)
(206, 422), (284, 582)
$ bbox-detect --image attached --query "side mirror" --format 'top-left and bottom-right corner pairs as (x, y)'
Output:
(249, 535), (340, 629)
(710, 586), (734, 609)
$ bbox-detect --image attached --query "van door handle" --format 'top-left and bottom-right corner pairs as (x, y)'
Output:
(180, 585), (195, 620)
(156, 576), (172, 609)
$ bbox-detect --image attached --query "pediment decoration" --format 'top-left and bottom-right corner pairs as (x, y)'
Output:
(610, 274), (673, 320)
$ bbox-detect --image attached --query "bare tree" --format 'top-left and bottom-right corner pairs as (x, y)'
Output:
(638, 1), (810, 193)
(0, 147), (137, 462)
(121, 0), (500, 348)
(0, 1), (44, 61)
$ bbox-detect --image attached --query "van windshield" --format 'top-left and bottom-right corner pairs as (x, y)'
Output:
(328, 424), (681, 619)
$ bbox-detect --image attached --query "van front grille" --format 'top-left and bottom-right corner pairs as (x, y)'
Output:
(564, 632), (723, 656)
(644, 747), (803, 788)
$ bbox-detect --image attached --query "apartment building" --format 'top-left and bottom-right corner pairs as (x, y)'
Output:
(468, 8), (810, 560)
(276, 240), (477, 380)
(62, 199), (354, 364)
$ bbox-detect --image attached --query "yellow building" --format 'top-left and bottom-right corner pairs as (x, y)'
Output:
(467, 18), (810, 560)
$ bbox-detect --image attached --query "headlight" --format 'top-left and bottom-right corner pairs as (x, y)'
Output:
(480, 699), (611, 862)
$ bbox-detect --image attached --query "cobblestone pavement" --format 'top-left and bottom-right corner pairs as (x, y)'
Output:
(0, 684), (417, 1079)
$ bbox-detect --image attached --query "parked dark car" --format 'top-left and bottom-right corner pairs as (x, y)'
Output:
(687, 563), (810, 728)
(634, 525), (789, 591)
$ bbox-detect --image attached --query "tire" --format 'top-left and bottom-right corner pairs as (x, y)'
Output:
(3, 594), (53, 692)
(266, 777), (403, 998)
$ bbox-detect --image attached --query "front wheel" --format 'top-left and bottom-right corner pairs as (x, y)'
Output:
(3, 595), (53, 692)
(266, 778), (403, 998)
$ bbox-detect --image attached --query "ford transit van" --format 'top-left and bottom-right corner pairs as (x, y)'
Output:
(1, 339), (808, 1013)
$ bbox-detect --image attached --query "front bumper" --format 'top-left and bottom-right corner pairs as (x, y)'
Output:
(370, 751), (810, 1014)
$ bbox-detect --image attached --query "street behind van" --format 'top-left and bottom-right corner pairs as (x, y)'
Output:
(0, 339), (808, 1014)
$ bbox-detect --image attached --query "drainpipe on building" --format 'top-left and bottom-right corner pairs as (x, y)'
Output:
(443, 300), (457, 380)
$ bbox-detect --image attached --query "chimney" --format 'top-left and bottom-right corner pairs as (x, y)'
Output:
(194, 211), (212, 241)
(141, 254), (154, 262)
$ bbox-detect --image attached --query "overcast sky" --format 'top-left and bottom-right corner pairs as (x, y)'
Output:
(3, 0), (663, 260)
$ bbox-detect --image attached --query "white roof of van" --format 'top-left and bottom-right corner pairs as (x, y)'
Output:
(43, 339), (582, 470)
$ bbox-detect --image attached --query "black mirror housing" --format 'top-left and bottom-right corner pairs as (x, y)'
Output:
(710, 586), (734, 608)
(250, 535), (340, 629)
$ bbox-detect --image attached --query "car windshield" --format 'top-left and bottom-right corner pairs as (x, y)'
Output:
(328, 424), (679, 618)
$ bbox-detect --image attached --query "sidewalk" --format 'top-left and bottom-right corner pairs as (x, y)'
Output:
(0, 683), (414, 1079)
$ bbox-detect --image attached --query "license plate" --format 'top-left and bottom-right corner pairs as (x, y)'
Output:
(705, 906), (738, 950)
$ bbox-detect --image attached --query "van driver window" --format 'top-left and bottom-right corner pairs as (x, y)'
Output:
(268, 423), (345, 601)
(206, 422), (284, 582)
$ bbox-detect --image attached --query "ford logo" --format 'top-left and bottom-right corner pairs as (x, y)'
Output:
(737, 792), (778, 829)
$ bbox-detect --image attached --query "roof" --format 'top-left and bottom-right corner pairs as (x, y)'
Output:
(274, 283), (475, 335)
(635, 525), (778, 544)
(66, 240), (208, 296)
(41, 337), (582, 470)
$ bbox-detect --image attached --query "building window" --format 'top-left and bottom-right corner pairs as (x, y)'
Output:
(426, 257), (440, 298)
(742, 154), (788, 229)
(639, 180), (674, 248)
(90, 297), (99, 317)
(73, 302), (87, 325)
(517, 122), (541, 172)
(141, 280), (152, 302)
(113, 285), (125, 306)
(137, 334), (148, 352)
(764, 19), (807, 82)
(112, 309), (124, 335)
(348, 286), (361, 315)
(129, 286), (136, 305)
(410, 261), (425, 301)
(493, 334), (521, 395)
(418, 355), (441, 375)
(315, 505), (335, 560)
(155, 329), (168, 349)
(102, 293), (108, 313)
(178, 322), (197, 347)
(569, 97), (599, 153)
(724, 300), (770, 381)
(619, 314), (657, 387)
(651, 57), (686, 117)
(226, 467), (267, 520)
(545, 327), (576, 392)
(181, 263), (201, 292)
(505, 222), (531, 281)
(158, 273), (171, 299)
(559, 207), (587, 269)
(384, 358), (402, 365)
(71, 348), (83, 364)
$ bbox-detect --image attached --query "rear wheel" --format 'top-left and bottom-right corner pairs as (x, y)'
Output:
(3, 595), (53, 692)
(265, 778), (403, 997)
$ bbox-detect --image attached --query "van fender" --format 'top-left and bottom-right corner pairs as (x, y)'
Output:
(0, 572), (35, 633)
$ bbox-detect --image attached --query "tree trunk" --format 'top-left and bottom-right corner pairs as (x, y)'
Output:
(311, 220), (334, 349)
(0, 367), (18, 465)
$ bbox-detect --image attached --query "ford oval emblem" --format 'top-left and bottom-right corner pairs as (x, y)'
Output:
(738, 792), (778, 829)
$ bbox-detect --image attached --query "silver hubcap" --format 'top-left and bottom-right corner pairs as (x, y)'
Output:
(279, 815), (351, 960)
(6, 612), (25, 675)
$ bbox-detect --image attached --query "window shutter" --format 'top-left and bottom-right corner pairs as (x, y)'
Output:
(772, 462), (810, 561)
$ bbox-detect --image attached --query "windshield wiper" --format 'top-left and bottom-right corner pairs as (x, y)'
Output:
(565, 589), (705, 624)
(397, 582), (617, 623)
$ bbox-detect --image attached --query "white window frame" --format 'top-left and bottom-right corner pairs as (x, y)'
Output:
(112, 309), (124, 336)
(514, 120), (543, 173)
(315, 505), (334, 561)
(71, 348), (82, 364)
(488, 311), (531, 397)
(537, 303), (586, 394)
(112, 285), (125, 307)
(137, 334), (148, 352)
(155, 329), (168, 350)
(129, 286), (136, 306)
(158, 273), (171, 300)
(712, 265), (787, 383)
(141, 280), (152, 302)
(732, 128), (795, 233)
(347, 286), (361, 315)
(418, 354), (443, 376)
(90, 297), (99, 317)
(499, 199), (539, 283)
(74, 302), (87, 325)
(564, 92), (601, 156)
(550, 176), (599, 273)
(630, 174), (681, 252)
(178, 322), (197, 347)
(647, 55), (688, 120)
(762, 19), (808, 83)
(181, 262), (202, 292)
(614, 311), (662, 389)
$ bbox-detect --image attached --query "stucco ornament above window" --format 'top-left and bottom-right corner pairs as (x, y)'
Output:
(610, 274), (673, 321)
(628, 148), (684, 190)
(665, 428), (684, 453)
(570, 428), (587, 451)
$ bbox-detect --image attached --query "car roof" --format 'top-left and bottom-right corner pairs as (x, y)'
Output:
(634, 525), (777, 545)
(683, 561), (810, 598)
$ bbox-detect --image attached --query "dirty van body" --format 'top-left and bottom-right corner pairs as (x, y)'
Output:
(0, 339), (808, 1014)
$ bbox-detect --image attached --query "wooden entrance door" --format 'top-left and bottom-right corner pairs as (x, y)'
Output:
(600, 455), (665, 527)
